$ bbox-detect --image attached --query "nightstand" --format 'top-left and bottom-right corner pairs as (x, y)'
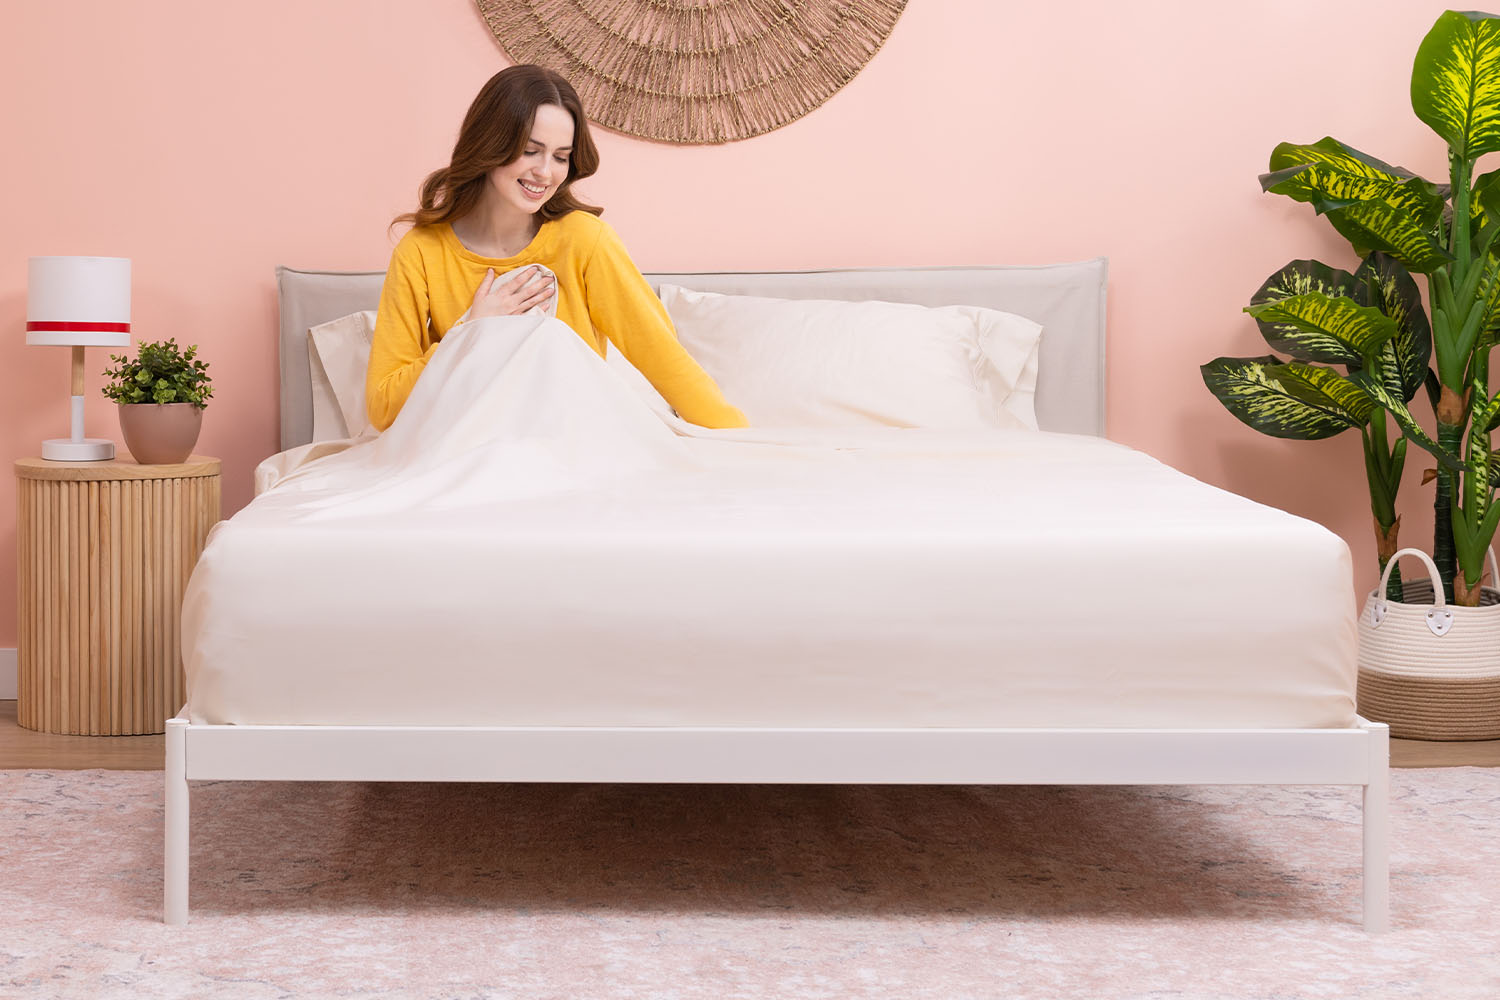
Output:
(14, 456), (221, 735)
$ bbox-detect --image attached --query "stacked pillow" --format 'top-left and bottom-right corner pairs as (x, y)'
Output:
(654, 285), (1043, 431)
(307, 309), (376, 442)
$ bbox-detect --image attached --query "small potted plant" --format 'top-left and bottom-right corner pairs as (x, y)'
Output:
(101, 339), (213, 465)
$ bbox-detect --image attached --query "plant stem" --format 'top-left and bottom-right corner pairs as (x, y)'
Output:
(1453, 152), (1473, 278)
(1375, 516), (1404, 601)
(1431, 154), (1477, 602)
(1434, 406), (1465, 600)
(1364, 418), (1405, 600)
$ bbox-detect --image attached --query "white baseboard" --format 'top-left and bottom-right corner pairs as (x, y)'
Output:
(0, 648), (15, 700)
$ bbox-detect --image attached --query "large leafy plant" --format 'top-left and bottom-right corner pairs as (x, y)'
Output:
(1204, 9), (1500, 606)
(1203, 254), (1428, 600)
(101, 339), (214, 409)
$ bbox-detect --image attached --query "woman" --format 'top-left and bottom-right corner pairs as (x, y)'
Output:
(365, 64), (747, 431)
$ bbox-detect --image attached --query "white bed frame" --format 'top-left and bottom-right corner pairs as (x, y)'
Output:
(163, 261), (1390, 930)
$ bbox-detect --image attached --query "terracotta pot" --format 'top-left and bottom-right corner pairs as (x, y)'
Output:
(117, 403), (204, 465)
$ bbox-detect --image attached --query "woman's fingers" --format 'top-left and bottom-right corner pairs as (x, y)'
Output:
(473, 267), (555, 317)
(471, 269), (496, 307)
(527, 276), (556, 307)
(510, 269), (554, 309)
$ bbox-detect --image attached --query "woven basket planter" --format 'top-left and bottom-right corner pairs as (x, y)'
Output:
(1357, 547), (1500, 741)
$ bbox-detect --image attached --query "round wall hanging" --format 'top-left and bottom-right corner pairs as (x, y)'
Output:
(474, 0), (908, 145)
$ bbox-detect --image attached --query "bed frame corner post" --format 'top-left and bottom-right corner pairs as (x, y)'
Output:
(1361, 718), (1390, 933)
(164, 715), (190, 926)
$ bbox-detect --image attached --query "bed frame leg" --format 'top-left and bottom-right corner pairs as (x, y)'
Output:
(1361, 720), (1390, 933)
(164, 716), (190, 926)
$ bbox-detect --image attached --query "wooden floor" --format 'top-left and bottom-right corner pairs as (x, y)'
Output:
(1, 700), (1496, 770)
(1, 700), (165, 769)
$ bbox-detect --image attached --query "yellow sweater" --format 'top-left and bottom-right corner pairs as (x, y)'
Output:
(365, 211), (748, 431)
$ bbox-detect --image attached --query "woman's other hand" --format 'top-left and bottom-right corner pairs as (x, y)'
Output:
(469, 266), (555, 319)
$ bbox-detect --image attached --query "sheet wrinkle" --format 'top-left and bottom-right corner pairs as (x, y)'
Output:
(262, 315), (700, 516)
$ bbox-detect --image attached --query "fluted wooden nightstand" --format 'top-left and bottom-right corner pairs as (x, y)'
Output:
(15, 455), (221, 735)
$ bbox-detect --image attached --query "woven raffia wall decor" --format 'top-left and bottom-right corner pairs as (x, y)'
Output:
(474, 0), (908, 145)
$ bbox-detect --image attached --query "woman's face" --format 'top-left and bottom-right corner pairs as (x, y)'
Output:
(488, 103), (576, 217)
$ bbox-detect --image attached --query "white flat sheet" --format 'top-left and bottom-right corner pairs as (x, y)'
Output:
(183, 316), (1357, 729)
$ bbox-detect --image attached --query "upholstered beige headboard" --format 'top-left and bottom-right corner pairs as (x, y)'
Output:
(276, 260), (1108, 450)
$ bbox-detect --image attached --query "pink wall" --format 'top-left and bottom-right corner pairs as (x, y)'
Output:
(0, 0), (1469, 645)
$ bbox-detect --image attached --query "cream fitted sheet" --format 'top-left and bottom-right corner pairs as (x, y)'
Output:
(184, 316), (1357, 729)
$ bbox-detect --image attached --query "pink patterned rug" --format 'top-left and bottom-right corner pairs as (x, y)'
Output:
(1, 768), (1497, 999)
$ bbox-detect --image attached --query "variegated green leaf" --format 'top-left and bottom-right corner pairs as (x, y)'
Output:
(1349, 369), (1458, 467)
(1267, 137), (1416, 181)
(1454, 382), (1500, 584)
(1277, 362), (1382, 423)
(1248, 261), (1362, 363)
(1262, 137), (1450, 269)
(1323, 199), (1452, 273)
(1468, 383), (1499, 509)
(1202, 356), (1373, 440)
(1243, 292), (1399, 360)
(1353, 252), (1433, 402)
(1466, 235), (1500, 360)
(1460, 167), (1500, 240)
(1412, 11), (1500, 159)
(1474, 269), (1500, 363)
(1475, 167), (1500, 222)
(1261, 165), (1445, 229)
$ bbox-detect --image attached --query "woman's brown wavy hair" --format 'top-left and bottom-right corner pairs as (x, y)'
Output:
(393, 65), (601, 232)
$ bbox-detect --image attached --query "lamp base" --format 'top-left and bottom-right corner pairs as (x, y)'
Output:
(41, 438), (115, 462)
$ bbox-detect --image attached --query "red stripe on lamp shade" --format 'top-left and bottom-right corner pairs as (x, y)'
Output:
(25, 321), (131, 333)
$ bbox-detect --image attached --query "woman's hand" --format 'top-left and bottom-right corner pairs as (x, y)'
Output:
(469, 266), (555, 319)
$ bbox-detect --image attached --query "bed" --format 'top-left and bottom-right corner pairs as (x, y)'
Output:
(164, 260), (1389, 930)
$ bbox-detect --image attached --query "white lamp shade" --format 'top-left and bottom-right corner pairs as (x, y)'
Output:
(26, 256), (132, 347)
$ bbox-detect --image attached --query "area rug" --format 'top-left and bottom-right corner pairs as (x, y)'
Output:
(1, 769), (1497, 999)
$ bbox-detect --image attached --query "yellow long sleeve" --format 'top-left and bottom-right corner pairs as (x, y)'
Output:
(364, 212), (747, 431)
(580, 220), (748, 429)
(365, 242), (437, 432)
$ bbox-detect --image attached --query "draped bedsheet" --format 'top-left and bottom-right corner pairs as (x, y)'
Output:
(182, 314), (1357, 729)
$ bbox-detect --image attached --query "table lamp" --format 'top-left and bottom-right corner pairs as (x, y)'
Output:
(26, 256), (131, 462)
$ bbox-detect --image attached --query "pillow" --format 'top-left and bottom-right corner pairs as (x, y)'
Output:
(307, 309), (376, 442)
(657, 285), (1044, 430)
(307, 308), (378, 440)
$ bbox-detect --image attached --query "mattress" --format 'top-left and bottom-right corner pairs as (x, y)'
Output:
(183, 316), (1357, 729)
